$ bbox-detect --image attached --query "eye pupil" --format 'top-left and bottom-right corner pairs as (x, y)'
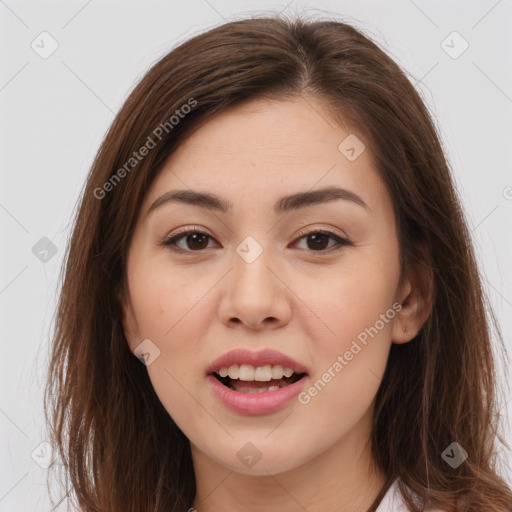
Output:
(187, 233), (208, 250)
(307, 233), (329, 250)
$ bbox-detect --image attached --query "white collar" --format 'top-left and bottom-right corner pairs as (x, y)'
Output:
(375, 479), (444, 512)
(375, 479), (408, 511)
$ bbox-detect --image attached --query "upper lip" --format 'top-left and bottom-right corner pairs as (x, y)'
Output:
(206, 348), (309, 375)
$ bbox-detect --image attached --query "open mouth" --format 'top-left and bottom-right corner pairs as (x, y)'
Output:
(212, 364), (308, 394)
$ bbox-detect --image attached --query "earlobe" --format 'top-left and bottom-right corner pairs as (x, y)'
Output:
(392, 291), (423, 344)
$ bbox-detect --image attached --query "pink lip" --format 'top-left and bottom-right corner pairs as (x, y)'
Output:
(206, 374), (308, 415)
(206, 348), (308, 375)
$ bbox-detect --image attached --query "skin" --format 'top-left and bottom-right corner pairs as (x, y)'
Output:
(120, 96), (430, 512)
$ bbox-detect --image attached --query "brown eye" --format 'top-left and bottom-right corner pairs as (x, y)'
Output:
(294, 230), (351, 253)
(163, 230), (216, 252)
(183, 233), (209, 250)
(305, 233), (331, 250)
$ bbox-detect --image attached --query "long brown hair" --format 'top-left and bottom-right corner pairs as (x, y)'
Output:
(44, 14), (512, 511)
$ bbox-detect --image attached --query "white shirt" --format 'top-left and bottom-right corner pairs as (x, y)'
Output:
(376, 478), (444, 512)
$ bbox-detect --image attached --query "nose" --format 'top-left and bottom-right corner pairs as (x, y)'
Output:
(218, 245), (292, 331)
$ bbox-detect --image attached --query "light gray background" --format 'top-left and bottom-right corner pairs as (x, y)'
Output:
(1, 0), (511, 510)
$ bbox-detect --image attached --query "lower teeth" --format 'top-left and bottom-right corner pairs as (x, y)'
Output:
(231, 384), (281, 394)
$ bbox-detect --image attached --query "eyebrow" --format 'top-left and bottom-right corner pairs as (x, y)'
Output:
(146, 186), (370, 217)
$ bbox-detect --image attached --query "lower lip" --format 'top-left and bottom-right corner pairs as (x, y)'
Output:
(206, 374), (308, 415)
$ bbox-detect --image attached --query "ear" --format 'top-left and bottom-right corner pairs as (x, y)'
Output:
(117, 281), (140, 353)
(391, 258), (434, 344)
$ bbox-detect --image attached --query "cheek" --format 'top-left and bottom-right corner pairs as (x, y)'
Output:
(301, 286), (395, 406)
(297, 254), (400, 351)
(129, 257), (218, 343)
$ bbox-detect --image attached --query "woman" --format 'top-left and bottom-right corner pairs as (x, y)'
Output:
(44, 14), (512, 512)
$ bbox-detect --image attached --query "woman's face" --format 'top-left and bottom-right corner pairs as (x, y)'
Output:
(120, 96), (413, 477)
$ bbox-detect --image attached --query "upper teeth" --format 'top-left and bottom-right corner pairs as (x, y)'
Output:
(217, 364), (295, 381)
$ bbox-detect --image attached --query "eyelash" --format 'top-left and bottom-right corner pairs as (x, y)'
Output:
(160, 227), (352, 255)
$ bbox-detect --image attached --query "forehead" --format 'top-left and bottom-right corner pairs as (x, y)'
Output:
(143, 96), (385, 215)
